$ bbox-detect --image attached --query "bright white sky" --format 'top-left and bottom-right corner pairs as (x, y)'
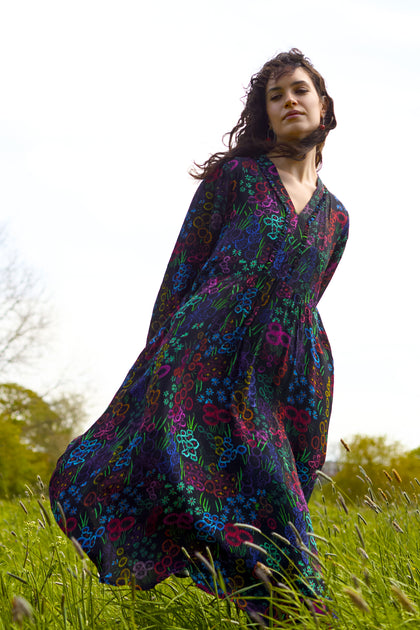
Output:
(1, 0), (419, 457)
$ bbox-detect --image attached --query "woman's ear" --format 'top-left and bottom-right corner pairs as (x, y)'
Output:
(321, 96), (327, 117)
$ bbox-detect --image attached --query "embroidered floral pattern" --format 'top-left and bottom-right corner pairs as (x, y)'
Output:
(50, 155), (349, 612)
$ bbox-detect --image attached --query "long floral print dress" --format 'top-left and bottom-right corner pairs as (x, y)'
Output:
(49, 155), (349, 612)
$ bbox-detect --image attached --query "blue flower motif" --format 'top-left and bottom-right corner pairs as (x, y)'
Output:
(296, 391), (305, 404)
(118, 499), (129, 512)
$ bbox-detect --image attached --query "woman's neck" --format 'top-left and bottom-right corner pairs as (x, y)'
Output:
(267, 147), (318, 185)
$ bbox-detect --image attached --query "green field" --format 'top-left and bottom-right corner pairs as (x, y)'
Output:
(1, 472), (419, 628)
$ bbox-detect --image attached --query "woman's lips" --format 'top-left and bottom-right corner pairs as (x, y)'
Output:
(283, 110), (303, 119)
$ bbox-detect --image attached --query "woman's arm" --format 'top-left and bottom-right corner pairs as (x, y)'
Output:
(146, 165), (233, 344)
(318, 198), (349, 302)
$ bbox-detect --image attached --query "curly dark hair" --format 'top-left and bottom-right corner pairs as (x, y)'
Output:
(192, 48), (336, 180)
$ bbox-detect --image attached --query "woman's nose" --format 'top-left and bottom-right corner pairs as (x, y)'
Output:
(284, 93), (297, 107)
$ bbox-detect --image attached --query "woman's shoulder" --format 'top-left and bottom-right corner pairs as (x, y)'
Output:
(322, 186), (349, 230)
(328, 191), (348, 217)
(320, 181), (348, 215)
(206, 156), (262, 182)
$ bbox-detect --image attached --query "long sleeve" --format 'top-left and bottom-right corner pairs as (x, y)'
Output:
(146, 165), (233, 344)
(318, 200), (349, 302)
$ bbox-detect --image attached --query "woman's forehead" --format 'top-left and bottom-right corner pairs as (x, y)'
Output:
(266, 67), (312, 90)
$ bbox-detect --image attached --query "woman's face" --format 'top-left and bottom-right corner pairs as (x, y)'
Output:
(265, 67), (325, 143)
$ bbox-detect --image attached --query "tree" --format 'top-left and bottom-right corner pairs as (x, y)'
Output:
(0, 383), (86, 496)
(332, 434), (420, 500)
(0, 416), (50, 497)
(0, 229), (88, 497)
(0, 227), (49, 374)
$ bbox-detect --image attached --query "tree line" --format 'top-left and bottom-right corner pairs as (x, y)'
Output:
(323, 433), (420, 501)
(0, 228), (85, 497)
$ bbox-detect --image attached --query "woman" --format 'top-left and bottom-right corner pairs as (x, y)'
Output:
(50, 49), (348, 619)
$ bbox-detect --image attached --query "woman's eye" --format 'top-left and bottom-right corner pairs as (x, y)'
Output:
(296, 88), (308, 94)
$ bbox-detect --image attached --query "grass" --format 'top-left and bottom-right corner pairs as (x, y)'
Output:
(1, 471), (420, 628)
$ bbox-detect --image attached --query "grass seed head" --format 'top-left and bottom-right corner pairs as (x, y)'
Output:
(248, 610), (266, 629)
(18, 501), (28, 515)
(244, 541), (268, 555)
(390, 584), (417, 613)
(12, 596), (33, 626)
(359, 466), (373, 486)
(181, 546), (192, 561)
(304, 598), (321, 629)
(355, 525), (365, 548)
(340, 438), (351, 452)
(316, 469), (334, 484)
(357, 547), (369, 561)
(364, 495), (381, 513)
(343, 587), (370, 613)
(233, 523), (262, 534)
(338, 493), (349, 514)
(357, 513), (367, 526)
(392, 520), (404, 534)
(37, 499), (51, 526)
(298, 544), (325, 570)
(194, 552), (216, 575)
(403, 491), (411, 504)
(7, 573), (28, 585)
(383, 469), (393, 483)
(272, 532), (291, 546)
(287, 520), (303, 545)
(57, 502), (68, 532)
(363, 569), (371, 586)
(71, 536), (85, 559)
(254, 561), (273, 579)
(392, 468), (402, 483)
(407, 562), (415, 582)
(308, 532), (329, 545)
(377, 487), (389, 502)
(254, 562), (273, 589)
(24, 484), (34, 496)
(82, 564), (93, 577)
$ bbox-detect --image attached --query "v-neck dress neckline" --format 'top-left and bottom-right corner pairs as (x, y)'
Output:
(258, 154), (325, 221)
